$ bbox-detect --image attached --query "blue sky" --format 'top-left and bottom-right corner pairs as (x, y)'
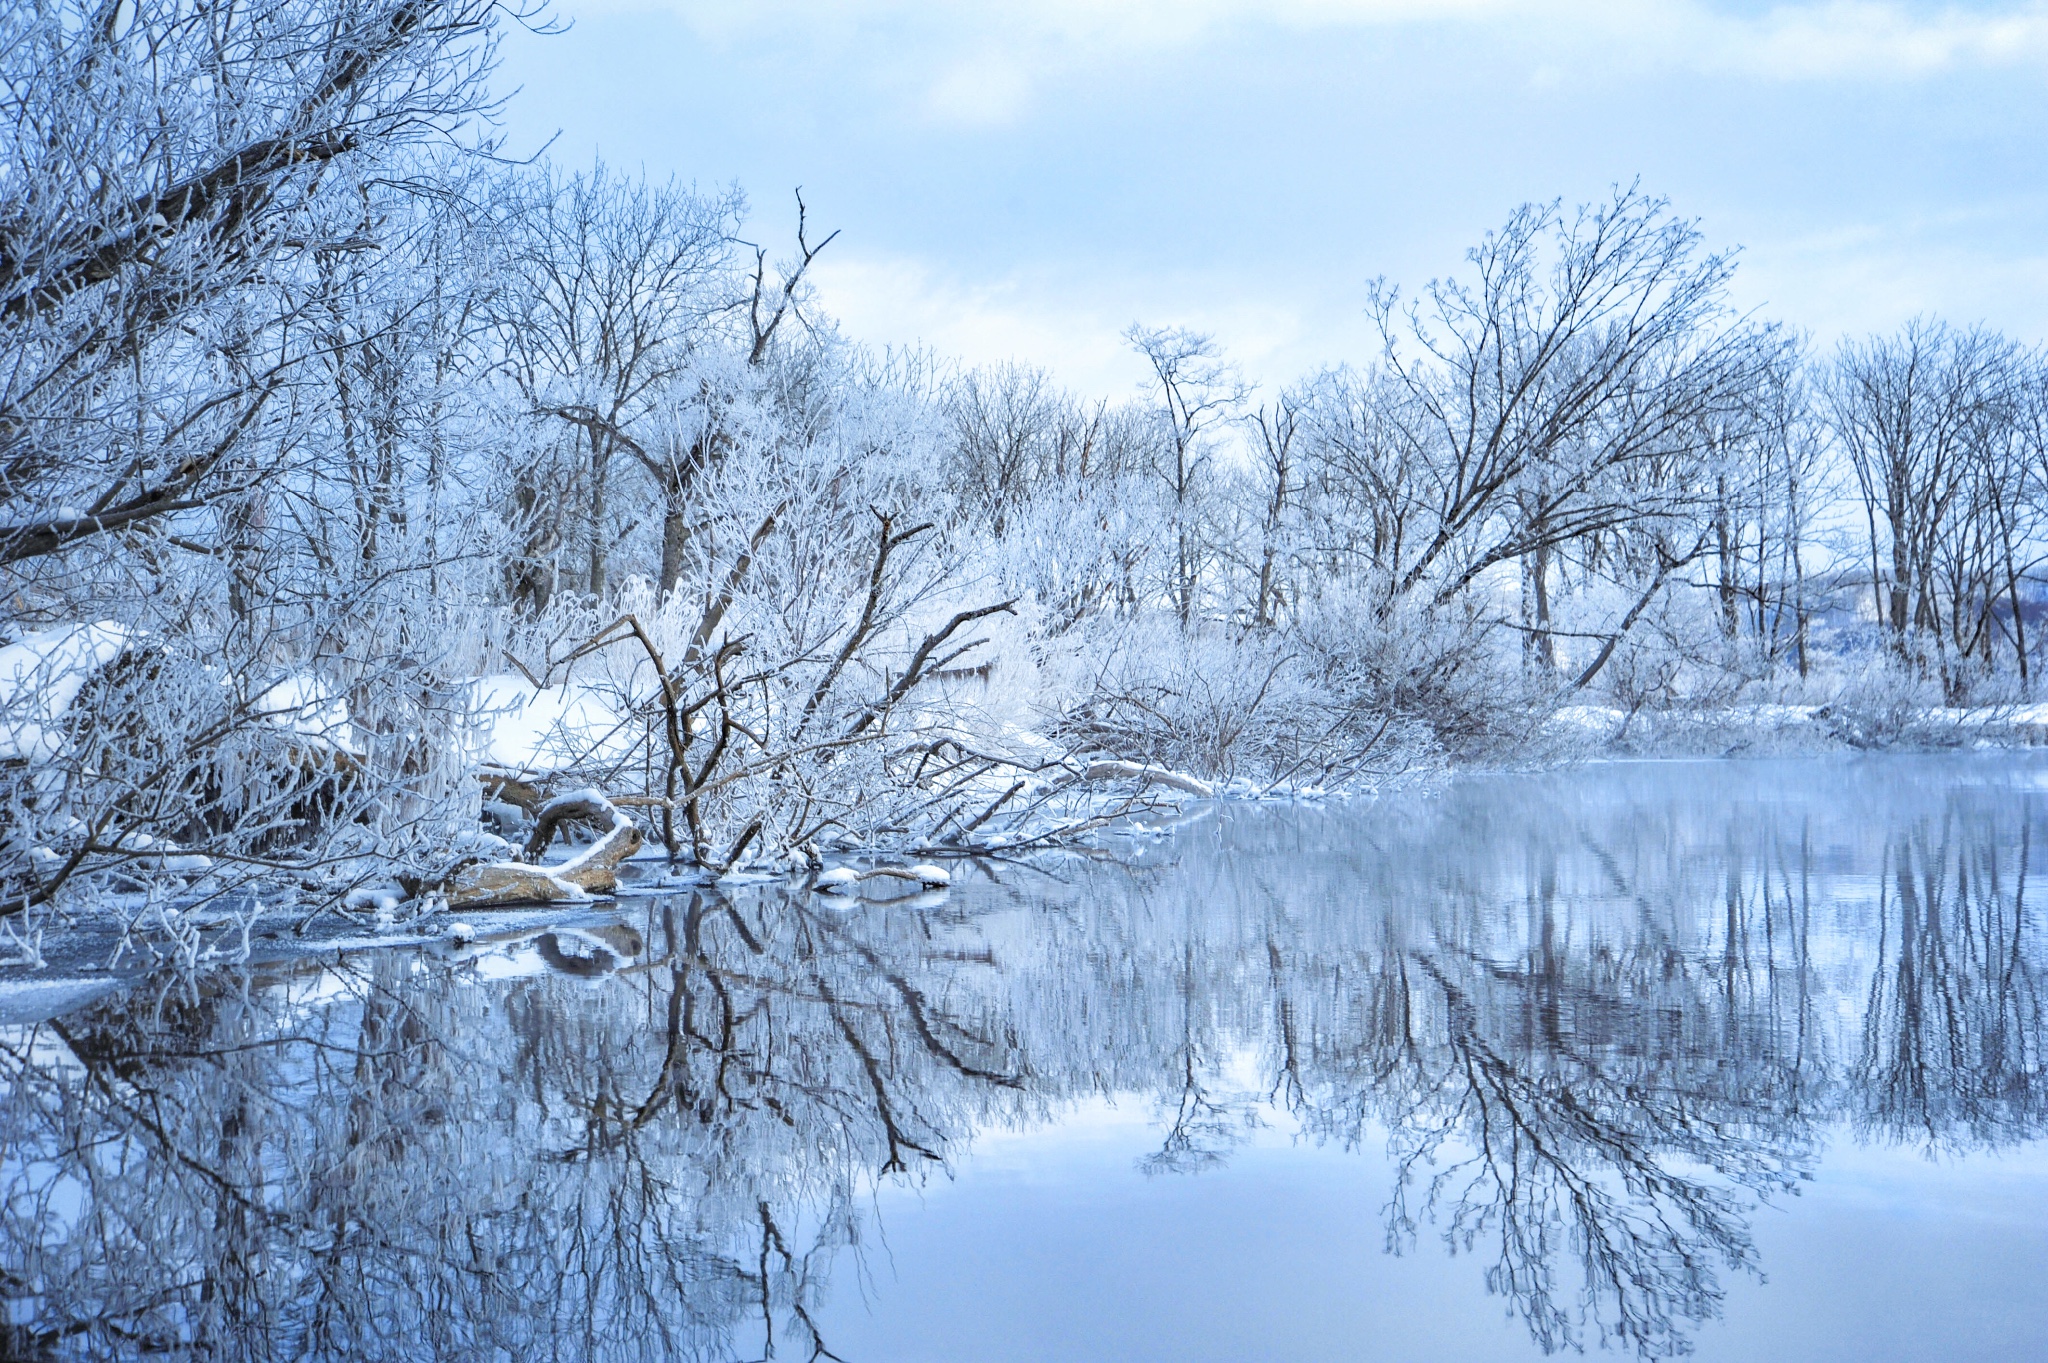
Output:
(492, 1), (2048, 397)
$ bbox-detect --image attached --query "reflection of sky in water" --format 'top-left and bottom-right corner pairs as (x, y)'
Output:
(827, 1103), (2048, 1362)
(8, 753), (2048, 1360)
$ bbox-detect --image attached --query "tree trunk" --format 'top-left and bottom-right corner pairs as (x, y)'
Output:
(659, 477), (689, 598)
(1522, 544), (1554, 672)
(587, 428), (610, 599)
(1715, 478), (1739, 639)
(447, 792), (642, 907)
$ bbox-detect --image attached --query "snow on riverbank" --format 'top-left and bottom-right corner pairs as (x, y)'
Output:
(0, 622), (129, 760)
(2, 622), (364, 760)
(1547, 701), (2048, 754)
(460, 674), (637, 775)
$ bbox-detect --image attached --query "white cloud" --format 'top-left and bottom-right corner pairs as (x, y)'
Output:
(810, 252), (1337, 399)
(592, 0), (2048, 113)
(810, 253), (1150, 396)
(813, 215), (2048, 404)
(1686, 1), (2048, 78)
(499, 0), (2048, 374)
(923, 52), (1035, 126)
(1733, 218), (2048, 342)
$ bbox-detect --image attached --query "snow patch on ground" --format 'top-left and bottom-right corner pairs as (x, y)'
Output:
(460, 674), (634, 774)
(1548, 705), (1627, 737)
(253, 673), (360, 753)
(0, 625), (362, 760)
(0, 622), (129, 760)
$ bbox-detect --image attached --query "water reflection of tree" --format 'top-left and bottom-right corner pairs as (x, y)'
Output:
(1250, 836), (1817, 1357)
(0, 891), (1037, 1361)
(1201, 773), (2048, 1356)
(1855, 817), (2046, 1150)
(5, 763), (2048, 1361)
(1373, 953), (1803, 1358)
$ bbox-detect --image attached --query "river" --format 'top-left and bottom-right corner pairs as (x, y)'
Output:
(5, 754), (2047, 1360)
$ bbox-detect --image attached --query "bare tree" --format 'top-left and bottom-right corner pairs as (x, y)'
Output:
(635, 196), (841, 598)
(1825, 319), (2022, 697)
(0, 0), (539, 945)
(1244, 396), (1305, 629)
(948, 361), (1063, 533)
(495, 163), (739, 601)
(0, 0), (524, 569)
(1365, 185), (1769, 619)
(1124, 325), (1248, 627)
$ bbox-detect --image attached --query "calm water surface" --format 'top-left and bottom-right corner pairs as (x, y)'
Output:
(6, 755), (2048, 1360)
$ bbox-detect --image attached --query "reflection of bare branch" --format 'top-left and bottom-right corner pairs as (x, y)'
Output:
(1855, 821), (2047, 1151)
(758, 1202), (847, 1363)
(1142, 945), (1263, 1176)
(1383, 956), (1798, 1357)
(0, 884), (1043, 1360)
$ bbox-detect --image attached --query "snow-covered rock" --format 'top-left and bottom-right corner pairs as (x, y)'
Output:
(813, 862), (953, 893)
(345, 886), (407, 914)
(0, 622), (130, 761)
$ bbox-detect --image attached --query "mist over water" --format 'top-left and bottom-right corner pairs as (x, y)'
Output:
(6, 754), (2048, 1360)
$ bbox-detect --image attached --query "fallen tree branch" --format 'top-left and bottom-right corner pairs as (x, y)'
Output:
(479, 770), (545, 815)
(446, 790), (642, 908)
(1064, 760), (1215, 800)
(812, 862), (952, 893)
